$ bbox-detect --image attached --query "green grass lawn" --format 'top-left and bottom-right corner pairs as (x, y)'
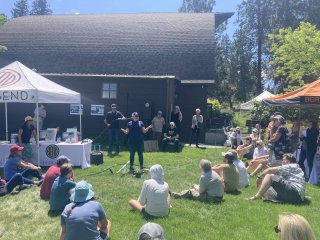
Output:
(0, 146), (319, 240)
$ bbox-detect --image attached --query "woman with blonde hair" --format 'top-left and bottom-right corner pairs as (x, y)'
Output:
(276, 213), (315, 240)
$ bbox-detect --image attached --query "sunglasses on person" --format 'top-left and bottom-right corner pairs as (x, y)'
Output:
(170, 124), (174, 127)
(274, 225), (281, 234)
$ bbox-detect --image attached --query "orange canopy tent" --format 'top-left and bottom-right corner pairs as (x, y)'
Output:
(263, 79), (320, 108)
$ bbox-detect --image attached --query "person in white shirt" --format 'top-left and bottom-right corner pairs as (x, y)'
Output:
(247, 140), (270, 176)
(129, 164), (170, 217)
(189, 108), (203, 148)
(229, 149), (249, 188)
(33, 103), (46, 130)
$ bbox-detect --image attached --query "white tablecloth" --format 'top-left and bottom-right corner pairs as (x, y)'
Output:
(0, 141), (92, 169)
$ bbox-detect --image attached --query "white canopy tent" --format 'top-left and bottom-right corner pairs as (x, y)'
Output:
(0, 61), (81, 165)
(240, 90), (274, 110)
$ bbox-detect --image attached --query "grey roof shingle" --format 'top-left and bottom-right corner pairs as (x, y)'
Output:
(0, 13), (232, 80)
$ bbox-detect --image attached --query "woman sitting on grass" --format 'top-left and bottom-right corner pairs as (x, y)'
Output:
(49, 163), (76, 214)
(237, 137), (254, 160)
(60, 180), (111, 240)
(172, 159), (224, 202)
(246, 141), (269, 176)
(129, 164), (170, 217)
(4, 145), (43, 188)
(212, 152), (239, 193)
(275, 213), (315, 240)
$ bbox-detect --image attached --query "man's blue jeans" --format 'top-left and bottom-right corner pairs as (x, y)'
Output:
(108, 128), (120, 154)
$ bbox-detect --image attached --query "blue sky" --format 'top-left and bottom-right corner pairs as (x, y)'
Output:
(0, 0), (240, 34)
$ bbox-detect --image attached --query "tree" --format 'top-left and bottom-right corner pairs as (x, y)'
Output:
(11, 0), (29, 18)
(0, 14), (7, 52)
(179, 0), (215, 13)
(269, 22), (320, 92)
(30, 0), (52, 15)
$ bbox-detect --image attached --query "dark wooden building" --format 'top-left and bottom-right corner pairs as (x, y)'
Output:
(0, 13), (232, 141)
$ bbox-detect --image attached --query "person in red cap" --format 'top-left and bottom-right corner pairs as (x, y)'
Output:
(3, 145), (43, 188)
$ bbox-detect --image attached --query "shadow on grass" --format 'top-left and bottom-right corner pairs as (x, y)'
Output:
(226, 190), (242, 195)
(48, 209), (63, 218)
(263, 197), (311, 206)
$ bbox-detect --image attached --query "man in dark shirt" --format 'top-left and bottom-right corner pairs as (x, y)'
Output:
(121, 112), (152, 172)
(104, 104), (125, 155)
(162, 122), (180, 151)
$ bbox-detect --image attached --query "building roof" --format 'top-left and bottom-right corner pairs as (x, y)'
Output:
(0, 13), (232, 80)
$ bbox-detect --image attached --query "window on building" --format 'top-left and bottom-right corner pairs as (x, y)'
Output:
(102, 83), (117, 99)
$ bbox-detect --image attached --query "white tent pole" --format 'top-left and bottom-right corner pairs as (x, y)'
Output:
(36, 103), (40, 166)
(5, 102), (8, 141)
(79, 103), (82, 141)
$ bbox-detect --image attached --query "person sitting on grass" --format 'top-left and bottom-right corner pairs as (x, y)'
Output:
(0, 174), (31, 195)
(161, 122), (180, 151)
(212, 152), (239, 193)
(249, 153), (305, 203)
(40, 155), (71, 200)
(49, 163), (76, 214)
(4, 145), (43, 188)
(60, 180), (111, 240)
(171, 159), (224, 202)
(129, 164), (170, 217)
(237, 136), (254, 160)
(246, 140), (269, 176)
(229, 149), (249, 188)
(275, 213), (316, 240)
(138, 222), (165, 240)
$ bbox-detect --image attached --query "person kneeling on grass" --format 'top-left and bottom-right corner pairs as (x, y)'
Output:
(212, 152), (239, 193)
(40, 155), (71, 200)
(4, 145), (43, 188)
(172, 159), (224, 202)
(129, 164), (170, 217)
(249, 153), (305, 203)
(138, 222), (165, 240)
(49, 163), (76, 214)
(60, 180), (111, 240)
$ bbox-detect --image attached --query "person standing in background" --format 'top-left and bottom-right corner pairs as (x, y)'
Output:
(170, 106), (183, 133)
(104, 104), (125, 156)
(151, 111), (165, 142)
(18, 116), (37, 162)
(33, 103), (46, 130)
(189, 108), (203, 148)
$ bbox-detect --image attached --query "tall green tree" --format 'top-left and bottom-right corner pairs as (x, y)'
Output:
(0, 14), (7, 52)
(11, 0), (29, 18)
(269, 22), (320, 92)
(179, 0), (215, 13)
(30, 0), (52, 15)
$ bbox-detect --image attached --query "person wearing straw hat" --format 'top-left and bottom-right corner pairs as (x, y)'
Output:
(60, 180), (111, 240)
(138, 222), (165, 240)
(18, 116), (37, 162)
